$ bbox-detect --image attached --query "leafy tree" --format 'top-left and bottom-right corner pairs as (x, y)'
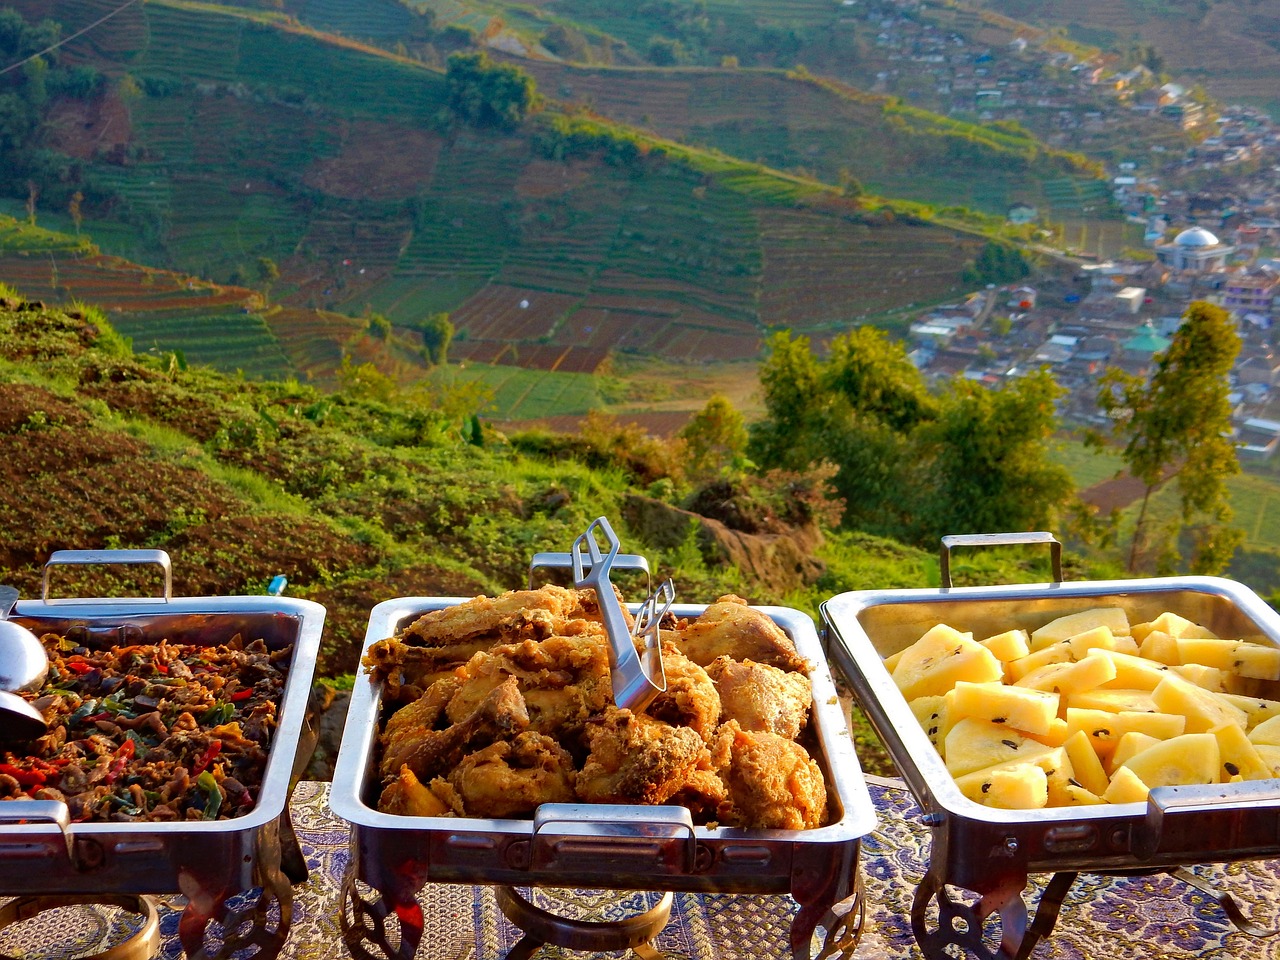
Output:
(366, 312), (392, 341)
(962, 240), (1031, 286)
(679, 393), (748, 481)
(1095, 301), (1242, 574)
(419, 312), (453, 366)
(445, 51), (537, 129)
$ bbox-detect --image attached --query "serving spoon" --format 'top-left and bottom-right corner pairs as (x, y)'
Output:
(0, 587), (49, 739)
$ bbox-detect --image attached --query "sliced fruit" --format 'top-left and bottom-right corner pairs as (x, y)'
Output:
(957, 763), (1049, 809)
(1102, 764), (1150, 804)
(1064, 707), (1186, 758)
(942, 716), (1054, 777)
(980, 629), (1031, 662)
(1108, 731), (1163, 775)
(1006, 642), (1073, 682)
(1211, 721), (1273, 781)
(1121, 732), (1220, 788)
(1014, 655), (1116, 696)
(1066, 687), (1157, 714)
(1030, 607), (1130, 651)
(1138, 630), (1181, 666)
(1151, 674), (1248, 734)
(891, 624), (1000, 701)
(949, 681), (1059, 736)
(1086, 648), (1175, 691)
(1063, 729), (1109, 796)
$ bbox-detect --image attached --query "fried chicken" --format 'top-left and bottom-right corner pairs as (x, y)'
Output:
(378, 766), (464, 817)
(712, 720), (827, 830)
(379, 675), (528, 781)
(706, 656), (812, 740)
(669, 595), (808, 672)
(575, 707), (710, 806)
(644, 642), (721, 742)
(447, 732), (577, 818)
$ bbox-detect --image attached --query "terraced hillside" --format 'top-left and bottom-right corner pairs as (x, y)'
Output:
(0, 0), (1025, 378)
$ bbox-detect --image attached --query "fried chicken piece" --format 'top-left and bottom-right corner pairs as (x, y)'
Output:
(644, 642), (720, 742)
(669, 596), (808, 672)
(706, 656), (812, 740)
(575, 707), (709, 806)
(379, 676), (528, 780)
(381, 675), (461, 745)
(712, 720), (827, 830)
(378, 766), (464, 817)
(448, 732), (577, 819)
(445, 632), (612, 739)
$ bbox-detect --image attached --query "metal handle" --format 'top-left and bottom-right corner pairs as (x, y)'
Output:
(1133, 779), (1280, 862)
(0, 799), (74, 862)
(526, 803), (698, 874)
(42, 549), (173, 601)
(939, 533), (1062, 588)
(529, 551), (651, 592)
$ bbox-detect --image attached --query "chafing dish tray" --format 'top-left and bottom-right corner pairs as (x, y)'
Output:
(3, 549), (325, 960)
(822, 534), (1280, 960)
(330, 596), (876, 960)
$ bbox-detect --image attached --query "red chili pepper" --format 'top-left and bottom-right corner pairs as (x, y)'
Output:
(105, 738), (135, 784)
(0, 763), (46, 788)
(64, 661), (94, 675)
(191, 740), (222, 776)
(228, 689), (254, 702)
(154, 662), (169, 675)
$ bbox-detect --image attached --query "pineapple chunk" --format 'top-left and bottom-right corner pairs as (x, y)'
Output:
(980, 629), (1031, 662)
(1006, 642), (1073, 682)
(908, 696), (951, 754)
(1121, 732), (1221, 788)
(1026, 716), (1070, 747)
(943, 717), (1054, 777)
(1102, 764), (1151, 804)
(1086, 648), (1175, 691)
(1210, 721), (1273, 781)
(949, 681), (1059, 736)
(1151, 674), (1248, 734)
(1247, 714), (1280, 746)
(1064, 626), (1139, 660)
(1146, 611), (1218, 640)
(1253, 743), (1280, 777)
(1219, 693), (1280, 730)
(958, 763), (1049, 809)
(953, 747), (1071, 807)
(1014, 655), (1116, 696)
(892, 624), (1001, 701)
(1170, 663), (1228, 692)
(1066, 688), (1157, 714)
(1231, 642), (1280, 681)
(1138, 630), (1181, 665)
(1177, 637), (1243, 670)
(1108, 731), (1162, 775)
(1058, 783), (1107, 806)
(1064, 707), (1186, 758)
(1063, 729), (1110, 796)
(1030, 607), (1130, 651)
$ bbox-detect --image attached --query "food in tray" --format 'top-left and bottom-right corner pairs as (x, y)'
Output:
(364, 587), (828, 829)
(0, 633), (290, 822)
(888, 606), (1280, 810)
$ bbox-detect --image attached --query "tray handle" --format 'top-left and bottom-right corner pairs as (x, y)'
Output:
(42, 549), (173, 602)
(528, 551), (651, 593)
(516, 802), (701, 875)
(939, 532), (1062, 588)
(0, 799), (75, 862)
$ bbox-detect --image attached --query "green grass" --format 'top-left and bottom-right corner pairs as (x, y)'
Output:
(1049, 437), (1125, 490)
(434, 363), (608, 420)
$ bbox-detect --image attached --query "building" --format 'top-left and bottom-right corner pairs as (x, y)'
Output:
(1154, 226), (1235, 272)
(1224, 270), (1279, 317)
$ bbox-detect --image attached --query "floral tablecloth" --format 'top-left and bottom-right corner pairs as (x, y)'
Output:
(3, 778), (1280, 959)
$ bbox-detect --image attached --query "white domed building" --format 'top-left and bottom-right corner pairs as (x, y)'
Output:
(1155, 226), (1235, 272)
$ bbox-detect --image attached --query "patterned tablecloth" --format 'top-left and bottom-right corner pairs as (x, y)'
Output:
(3, 778), (1280, 959)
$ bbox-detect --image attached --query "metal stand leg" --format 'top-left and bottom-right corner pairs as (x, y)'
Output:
(495, 886), (672, 960)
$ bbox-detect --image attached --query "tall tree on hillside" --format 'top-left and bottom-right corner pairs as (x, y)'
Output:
(1096, 301), (1242, 574)
(445, 52), (537, 129)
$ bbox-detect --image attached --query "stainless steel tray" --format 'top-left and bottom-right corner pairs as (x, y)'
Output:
(821, 537), (1280, 958)
(330, 597), (876, 960)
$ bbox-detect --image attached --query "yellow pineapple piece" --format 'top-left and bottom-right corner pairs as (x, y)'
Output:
(1030, 607), (1130, 651)
(942, 716), (1054, 777)
(891, 624), (1000, 701)
(1058, 783), (1107, 806)
(1210, 721), (1273, 781)
(882, 649), (905, 673)
(1006, 642), (1073, 682)
(1170, 663), (1228, 692)
(1247, 713), (1280, 746)
(958, 763), (1049, 809)
(1102, 764), (1151, 804)
(1026, 716), (1070, 747)
(1121, 732), (1220, 788)
(1138, 630), (1181, 665)
(908, 695), (951, 754)
(1066, 688), (1157, 714)
(1086, 648), (1175, 691)
(1014, 655), (1116, 696)
(953, 747), (1071, 807)
(1177, 637), (1242, 670)
(1147, 611), (1218, 640)
(949, 681), (1059, 735)
(1253, 743), (1280, 776)
(1064, 626), (1139, 659)
(1065, 707), (1186, 758)
(1108, 731), (1163, 775)
(1219, 693), (1280, 730)
(1230, 642), (1280, 681)
(1063, 729), (1109, 796)
(1151, 674), (1248, 734)
(980, 629), (1031, 662)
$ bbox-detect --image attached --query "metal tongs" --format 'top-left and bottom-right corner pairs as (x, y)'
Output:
(571, 518), (671, 713)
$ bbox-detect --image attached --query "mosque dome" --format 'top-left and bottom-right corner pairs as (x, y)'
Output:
(1174, 226), (1220, 247)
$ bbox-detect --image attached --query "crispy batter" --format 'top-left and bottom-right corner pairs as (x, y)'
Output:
(378, 766), (464, 817)
(645, 642), (721, 742)
(575, 707), (709, 806)
(379, 676), (528, 781)
(448, 732), (577, 818)
(669, 596), (808, 672)
(444, 632), (613, 738)
(712, 720), (827, 830)
(707, 656), (812, 740)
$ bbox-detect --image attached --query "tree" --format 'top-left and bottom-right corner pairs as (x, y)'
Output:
(256, 256), (279, 299)
(1096, 301), (1242, 574)
(419, 312), (453, 366)
(445, 52), (537, 129)
(680, 393), (748, 481)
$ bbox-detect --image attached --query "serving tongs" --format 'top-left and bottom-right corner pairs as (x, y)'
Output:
(570, 517), (671, 713)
